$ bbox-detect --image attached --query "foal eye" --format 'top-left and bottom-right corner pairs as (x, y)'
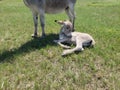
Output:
(66, 26), (70, 29)
(66, 27), (69, 29)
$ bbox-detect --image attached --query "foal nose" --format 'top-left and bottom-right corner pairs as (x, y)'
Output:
(54, 20), (58, 22)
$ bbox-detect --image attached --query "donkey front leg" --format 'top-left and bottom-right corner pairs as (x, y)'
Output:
(32, 12), (38, 38)
(65, 4), (76, 31)
(39, 11), (46, 38)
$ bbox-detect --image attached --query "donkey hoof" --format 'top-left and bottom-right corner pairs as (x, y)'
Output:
(41, 34), (46, 38)
(72, 28), (75, 32)
(31, 34), (38, 38)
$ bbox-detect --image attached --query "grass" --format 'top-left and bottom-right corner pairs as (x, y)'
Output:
(0, 0), (120, 90)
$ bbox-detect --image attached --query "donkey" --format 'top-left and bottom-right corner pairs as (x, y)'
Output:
(23, 0), (77, 38)
(54, 20), (95, 56)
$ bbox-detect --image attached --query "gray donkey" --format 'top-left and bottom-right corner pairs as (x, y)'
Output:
(23, 0), (77, 38)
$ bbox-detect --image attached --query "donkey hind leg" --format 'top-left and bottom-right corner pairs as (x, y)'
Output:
(32, 12), (38, 38)
(65, 4), (75, 31)
(39, 10), (46, 38)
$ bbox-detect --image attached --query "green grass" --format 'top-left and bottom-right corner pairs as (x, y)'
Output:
(0, 0), (120, 90)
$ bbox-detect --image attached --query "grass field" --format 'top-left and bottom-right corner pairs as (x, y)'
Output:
(0, 0), (120, 90)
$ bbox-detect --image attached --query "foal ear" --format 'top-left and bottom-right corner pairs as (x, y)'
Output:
(54, 20), (64, 25)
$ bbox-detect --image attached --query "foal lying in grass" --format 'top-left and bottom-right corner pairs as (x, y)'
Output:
(54, 20), (95, 56)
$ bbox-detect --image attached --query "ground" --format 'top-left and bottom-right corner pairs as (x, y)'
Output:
(0, 0), (120, 90)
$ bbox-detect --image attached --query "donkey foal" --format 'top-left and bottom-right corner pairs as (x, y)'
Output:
(54, 20), (95, 56)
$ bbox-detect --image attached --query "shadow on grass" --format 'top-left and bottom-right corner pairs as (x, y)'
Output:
(0, 33), (58, 63)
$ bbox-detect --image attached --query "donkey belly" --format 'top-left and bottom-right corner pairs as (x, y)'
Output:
(45, 7), (66, 14)
(45, 0), (68, 14)
(24, 0), (69, 14)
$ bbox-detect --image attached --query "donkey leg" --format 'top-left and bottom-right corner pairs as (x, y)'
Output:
(62, 39), (84, 56)
(54, 39), (71, 49)
(62, 46), (83, 56)
(69, 4), (76, 31)
(65, 4), (75, 31)
(65, 8), (72, 22)
(39, 10), (46, 38)
(58, 42), (71, 49)
(32, 12), (38, 38)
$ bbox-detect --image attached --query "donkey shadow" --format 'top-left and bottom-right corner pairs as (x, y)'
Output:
(0, 33), (58, 63)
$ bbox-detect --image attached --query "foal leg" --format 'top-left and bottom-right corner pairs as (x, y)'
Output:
(62, 46), (83, 56)
(62, 39), (84, 56)
(58, 42), (71, 49)
(54, 39), (71, 49)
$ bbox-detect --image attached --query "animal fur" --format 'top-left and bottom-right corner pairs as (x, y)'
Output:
(23, 0), (76, 38)
(54, 20), (95, 56)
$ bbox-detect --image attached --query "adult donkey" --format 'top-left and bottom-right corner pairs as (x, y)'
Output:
(23, 0), (77, 38)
